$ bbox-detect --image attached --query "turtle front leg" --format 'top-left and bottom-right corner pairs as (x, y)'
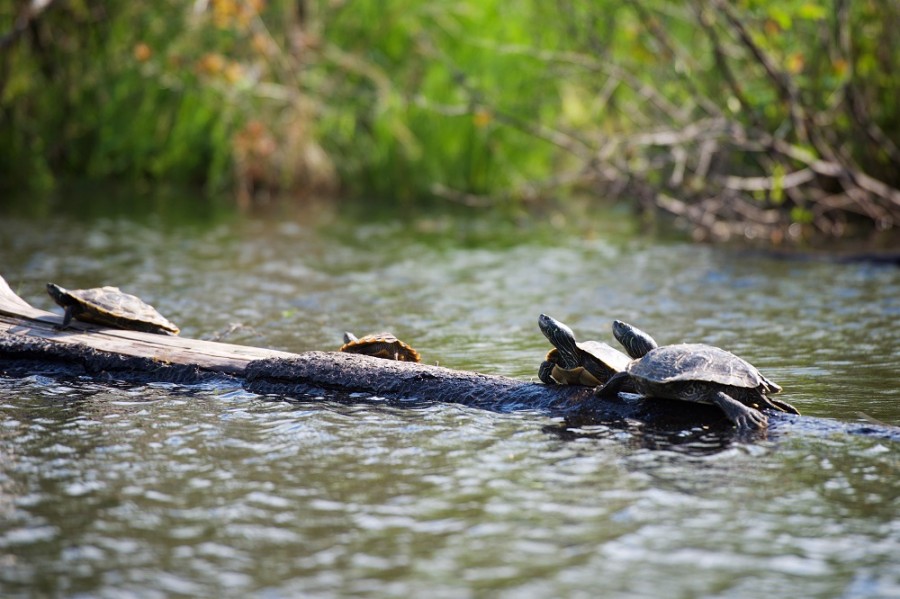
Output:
(594, 371), (630, 399)
(538, 361), (557, 385)
(60, 306), (75, 329)
(711, 391), (767, 430)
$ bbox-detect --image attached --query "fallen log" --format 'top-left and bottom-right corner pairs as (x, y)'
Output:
(0, 274), (593, 408)
(1, 275), (897, 442)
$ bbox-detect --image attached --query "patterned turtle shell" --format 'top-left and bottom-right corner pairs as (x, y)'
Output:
(47, 283), (180, 335)
(340, 331), (421, 362)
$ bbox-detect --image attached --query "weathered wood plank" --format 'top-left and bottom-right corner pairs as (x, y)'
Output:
(0, 276), (296, 374)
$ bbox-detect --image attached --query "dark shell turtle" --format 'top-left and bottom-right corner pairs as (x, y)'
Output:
(596, 320), (799, 430)
(538, 314), (631, 386)
(46, 283), (180, 336)
(340, 331), (421, 362)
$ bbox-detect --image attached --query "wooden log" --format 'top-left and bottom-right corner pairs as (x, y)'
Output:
(245, 351), (594, 413)
(0, 277), (605, 412)
(1, 275), (897, 442)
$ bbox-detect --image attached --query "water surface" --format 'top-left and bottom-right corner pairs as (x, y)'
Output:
(1, 201), (898, 597)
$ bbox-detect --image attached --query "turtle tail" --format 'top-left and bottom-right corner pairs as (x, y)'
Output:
(764, 396), (801, 415)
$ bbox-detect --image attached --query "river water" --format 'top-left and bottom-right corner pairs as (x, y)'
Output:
(0, 199), (898, 598)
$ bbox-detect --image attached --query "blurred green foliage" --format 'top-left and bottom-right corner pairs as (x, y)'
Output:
(1, 0), (897, 218)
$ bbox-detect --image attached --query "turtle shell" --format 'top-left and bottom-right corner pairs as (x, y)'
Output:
(578, 340), (632, 375)
(47, 283), (180, 335)
(541, 341), (630, 386)
(626, 343), (776, 391)
(597, 341), (798, 428)
(340, 332), (421, 362)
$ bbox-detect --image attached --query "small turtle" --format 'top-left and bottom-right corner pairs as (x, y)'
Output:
(538, 314), (631, 386)
(47, 283), (180, 336)
(596, 320), (799, 430)
(340, 331), (421, 362)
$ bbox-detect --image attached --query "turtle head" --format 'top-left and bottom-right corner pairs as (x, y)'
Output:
(46, 283), (74, 307)
(612, 320), (659, 359)
(538, 314), (580, 367)
(342, 331), (358, 344)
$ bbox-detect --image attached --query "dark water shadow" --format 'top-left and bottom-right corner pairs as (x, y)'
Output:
(4, 356), (898, 451)
(543, 417), (765, 456)
(550, 396), (768, 456)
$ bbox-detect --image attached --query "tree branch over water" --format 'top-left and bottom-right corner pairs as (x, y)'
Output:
(432, 1), (900, 242)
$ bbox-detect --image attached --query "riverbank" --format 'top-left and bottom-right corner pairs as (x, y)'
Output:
(3, 1), (898, 242)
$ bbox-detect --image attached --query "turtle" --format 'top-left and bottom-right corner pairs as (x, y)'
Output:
(595, 319), (799, 430)
(537, 313), (632, 386)
(340, 331), (421, 362)
(46, 283), (180, 336)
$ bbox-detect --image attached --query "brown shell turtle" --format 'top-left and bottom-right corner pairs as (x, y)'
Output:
(340, 331), (421, 362)
(46, 283), (180, 336)
(538, 314), (631, 386)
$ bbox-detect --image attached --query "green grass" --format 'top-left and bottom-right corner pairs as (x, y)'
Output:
(1, 0), (897, 229)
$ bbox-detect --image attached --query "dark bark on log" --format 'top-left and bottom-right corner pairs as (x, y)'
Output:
(0, 333), (236, 385)
(245, 352), (576, 413)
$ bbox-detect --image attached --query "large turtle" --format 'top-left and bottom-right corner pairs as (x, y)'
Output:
(340, 331), (421, 362)
(596, 320), (799, 429)
(46, 283), (180, 335)
(538, 314), (631, 386)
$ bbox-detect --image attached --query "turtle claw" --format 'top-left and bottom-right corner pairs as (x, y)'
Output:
(712, 391), (769, 430)
(735, 410), (768, 431)
(538, 361), (557, 385)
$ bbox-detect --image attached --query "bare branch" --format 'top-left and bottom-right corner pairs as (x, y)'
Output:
(692, 1), (757, 125)
(719, 169), (816, 192)
(709, 0), (807, 140)
(0, 0), (58, 51)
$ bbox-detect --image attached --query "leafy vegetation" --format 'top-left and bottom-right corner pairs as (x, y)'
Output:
(1, 0), (898, 242)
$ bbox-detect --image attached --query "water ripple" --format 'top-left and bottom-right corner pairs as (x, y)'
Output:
(1, 212), (899, 597)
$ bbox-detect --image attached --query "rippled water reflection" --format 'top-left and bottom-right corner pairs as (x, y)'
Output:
(1, 204), (898, 597)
